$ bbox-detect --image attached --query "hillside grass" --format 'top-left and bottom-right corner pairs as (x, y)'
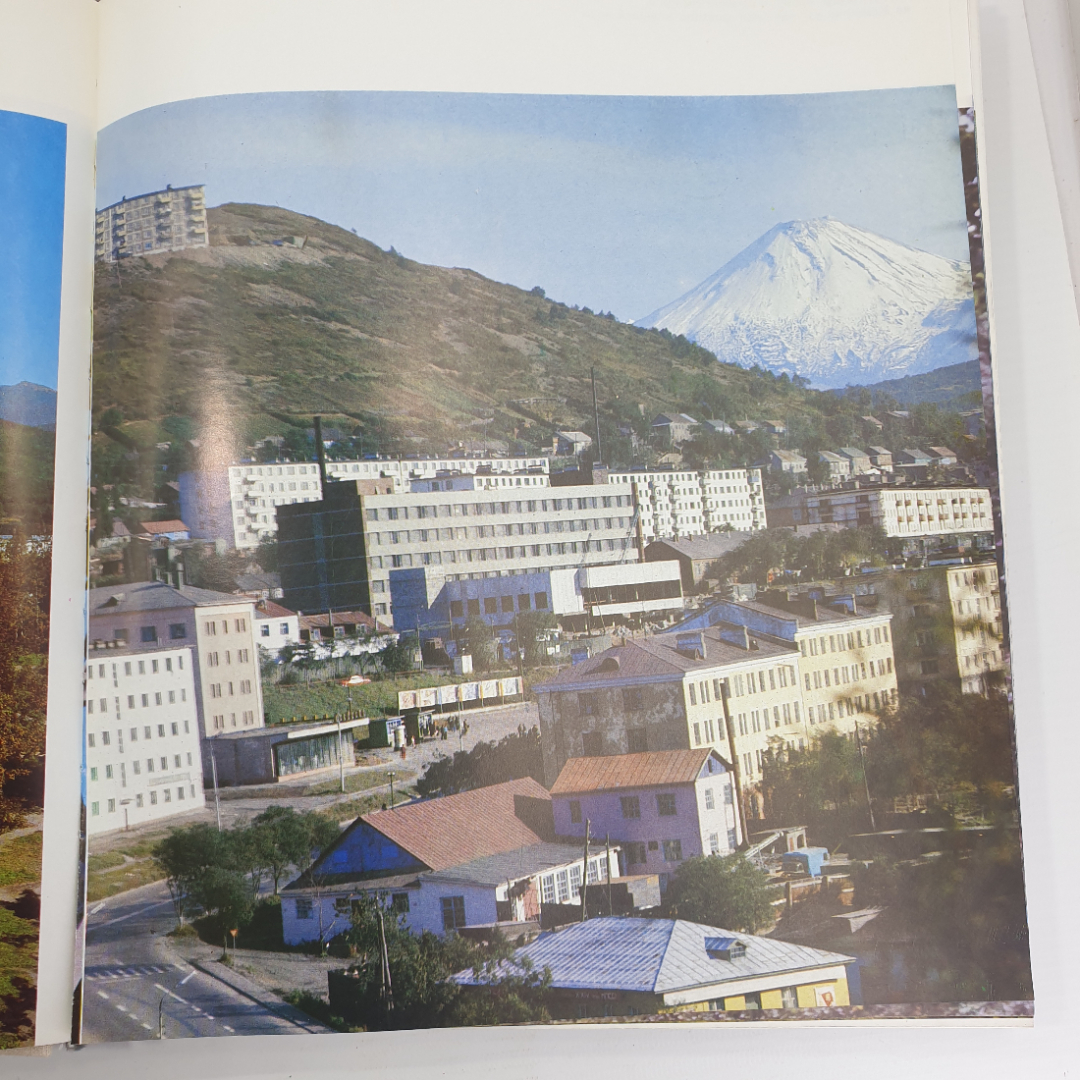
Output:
(263, 672), (473, 722)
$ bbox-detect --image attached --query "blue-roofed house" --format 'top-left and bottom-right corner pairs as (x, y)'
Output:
(452, 917), (855, 1018)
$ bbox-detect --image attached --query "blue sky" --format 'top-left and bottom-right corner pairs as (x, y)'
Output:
(98, 88), (968, 323)
(0, 109), (66, 391)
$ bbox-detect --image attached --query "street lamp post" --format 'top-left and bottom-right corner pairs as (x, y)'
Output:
(158, 995), (165, 1039)
(335, 713), (345, 794)
(387, 770), (395, 809)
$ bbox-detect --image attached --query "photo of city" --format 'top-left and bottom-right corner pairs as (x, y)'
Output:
(77, 86), (1029, 1041)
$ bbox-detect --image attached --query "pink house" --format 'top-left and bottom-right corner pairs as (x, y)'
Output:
(550, 749), (740, 886)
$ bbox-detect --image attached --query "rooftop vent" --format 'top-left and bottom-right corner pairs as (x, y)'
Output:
(705, 936), (746, 961)
(597, 656), (621, 673)
(718, 624), (751, 651)
(675, 631), (706, 660)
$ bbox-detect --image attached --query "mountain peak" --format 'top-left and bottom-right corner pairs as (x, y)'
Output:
(637, 219), (977, 389)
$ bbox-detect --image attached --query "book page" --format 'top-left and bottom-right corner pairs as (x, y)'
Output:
(61, 0), (1053, 1063)
(0, 0), (98, 1051)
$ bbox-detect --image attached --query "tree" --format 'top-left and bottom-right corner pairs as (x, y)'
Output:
(249, 806), (339, 894)
(152, 823), (232, 926)
(415, 726), (544, 798)
(513, 610), (556, 669)
(378, 636), (416, 674)
(462, 616), (497, 673)
(664, 853), (777, 933)
(0, 540), (50, 830)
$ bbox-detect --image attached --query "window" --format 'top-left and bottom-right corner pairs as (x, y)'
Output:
(391, 893), (410, 913)
(160, 756), (167, 770)
(656, 793), (677, 816)
(781, 986), (799, 1009)
(150, 790), (157, 804)
(484, 597), (498, 614)
(261, 624), (271, 638)
(107, 799), (116, 813)
(662, 839), (683, 862)
(555, 870), (570, 903)
(623, 687), (644, 712)
(140, 625), (158, 643)
(624, 841), (647, 865)
(709, 832), (720, 855)
(87, 733), (95, 748)
(688, 684), (697, 706)
(91, 802), (99, 816)
(704, 788), (715, 810)
(441, 895), (467, 931)
(541, 875), (556, 904)
(581, 732), (602, 757)
(620, 795), (641, 819)
(135, 794), (143, 808)
(90, 767), (98, 782)
(742, 992), (762, 1010)
(296, 898), (313, 920)
(627, 727), (648, 753)
(578, 693), (598, 717)
(163, 789), (171, 802)
(569, 800), (582, 824)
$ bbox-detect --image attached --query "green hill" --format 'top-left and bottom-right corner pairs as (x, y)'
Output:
(841, 360), (982, 410)
(90, 202), (984, 495)
(0, 420), (54, 533)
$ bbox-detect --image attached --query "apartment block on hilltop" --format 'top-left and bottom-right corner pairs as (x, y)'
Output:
(88, 582), (264, 748)
(95, 184), (207, 263)
(85, 644), (205, 834)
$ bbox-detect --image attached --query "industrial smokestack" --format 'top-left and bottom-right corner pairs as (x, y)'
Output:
(313, 415), (329, 491)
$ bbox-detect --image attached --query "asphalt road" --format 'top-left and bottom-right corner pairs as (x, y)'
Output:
(81, 883), (321, 1043)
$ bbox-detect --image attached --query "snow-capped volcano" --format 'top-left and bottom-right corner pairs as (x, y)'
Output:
(636, 218), (977, 389)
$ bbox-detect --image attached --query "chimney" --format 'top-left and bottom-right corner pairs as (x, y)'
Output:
(718, 624), (751, 650)
(313, 415), (329, 491)
(675, 631), (707, 660)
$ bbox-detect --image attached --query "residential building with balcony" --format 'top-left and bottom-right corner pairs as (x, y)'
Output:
(94, 184), (208, 263)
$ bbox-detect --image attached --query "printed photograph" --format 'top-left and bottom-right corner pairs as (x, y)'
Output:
(0, 106), (66, 1048)
(78, 86), (1029, 1041)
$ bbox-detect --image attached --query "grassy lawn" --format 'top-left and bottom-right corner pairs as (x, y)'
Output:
(304, 767), (413, 797)
(0, 832), (42, 891)
(316, 787), (418, 825)
(86, 830), (173, 903)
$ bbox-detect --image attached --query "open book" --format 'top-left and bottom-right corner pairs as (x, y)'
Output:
(0, 0), (1041, 1052)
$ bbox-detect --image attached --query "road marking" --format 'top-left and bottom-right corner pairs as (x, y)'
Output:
(90, 902), (106, 915)
(204, 1015), (214, 1020)
(154, 983), (190, 1006)
(90, 898), (173, 930)
(115, 1005), (127, 1013)
(141, 1023), (152, 1030)
(96, 991), (109, 1000)
(222, 1025), (234, 1032)
(179, 971), (195, 985)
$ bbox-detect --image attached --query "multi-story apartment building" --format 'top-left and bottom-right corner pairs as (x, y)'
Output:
(85, 644), (205, 834)
(534, 625), (806, 804)
(179, 455), (551, 550)
(604, 468), (765, 541)
(866, 562), (1005, 696)
(278, 479), (640, 625)
(87, 583), (265, 745)
(94, 184), (208, 263)
(678, 595), (898, 732)
(766, 483), (993, 541)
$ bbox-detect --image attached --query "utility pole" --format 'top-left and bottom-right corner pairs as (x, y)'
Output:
(209, 744), (222, 832)
(854, 719), (876, 831)
(158, 996), (165, 1039)
(605, 834), (614, 916)
(377, 905), (394, 1016)
(336, 712), (345, 794)
(579, 820), (591, 922)
(719, 680), (747, 848)
(387, 770), (395, 809)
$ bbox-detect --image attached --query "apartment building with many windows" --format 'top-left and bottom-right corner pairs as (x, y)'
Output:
(94, 184), (207, 263)
(278, 479), (640, 625)
(604, 468), (765, 541)
(179, 455), (551, 550)
(87, 582), (265, 745)
(85, 645), (205, 834)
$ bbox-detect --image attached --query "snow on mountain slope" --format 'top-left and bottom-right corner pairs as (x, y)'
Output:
(636, 219), (977, 389)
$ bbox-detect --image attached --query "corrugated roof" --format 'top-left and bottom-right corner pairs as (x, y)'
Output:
(139, 519), (189, 534)
(358, 777), (552, 872)
(550, 750), (718, 795)
(645, 533), (753, 561)
(452, 917), (853, 994)
(420, 842), (593, 887)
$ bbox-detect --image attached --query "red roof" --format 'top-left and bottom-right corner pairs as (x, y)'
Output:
(255, 599), (295, 619)
(361, 777), (551, 871)
(550, 750), (719, 795)
(139, 519), (189, 534)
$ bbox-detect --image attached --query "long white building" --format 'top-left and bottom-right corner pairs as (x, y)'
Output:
(605, 468), (765, 540)
(179, 455), (551, 550)
(85, 645), (205, 834)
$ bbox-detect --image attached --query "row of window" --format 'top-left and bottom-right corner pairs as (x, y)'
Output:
(734, 701), (801, 736)
(805, 657), (892, 691)
(623, 838), (687, 864)
(90, 752), (193, 779)
(806, 689), (897, 722)
(107, 624), (189, 644)
(89, 785), (195, 815)
(87, 688), (188, 714)
(372, 518), (632, 544)
(205, 649), (251, 666)
(88, 655), (185, 680)
(366, 495), (632, 522)
(539, 857), (610, 905)
(87, 720), (190, 747)
(208, 681), (253, 697)
(800, 625), (889, 657)
(450, 593), (548, 618)
(372, 538), (633, 573)
(211, 711), (257, 729)
(204, 618), (248, 636)
(260, 622), (292, 637)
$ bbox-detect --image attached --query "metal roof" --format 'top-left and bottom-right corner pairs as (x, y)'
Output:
(88, 580), (252, 615)
(645, 533), (753, 562)
(550, 750), (723, 795)
(419, 842), (596, 888)
(452, 917), (854, 994)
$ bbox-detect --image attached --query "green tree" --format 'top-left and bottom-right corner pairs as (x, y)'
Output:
(513, 610), (557, 668)
(415, 726), (544, 798)
(462, 616), (497, 673)
(664, 853), (777, 933)
(378, 636), (416, 674)
(153, 823), (233, 926)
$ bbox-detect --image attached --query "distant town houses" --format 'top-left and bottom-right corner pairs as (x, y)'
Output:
(253, 599), (300, 656)
(817, 451), (851, 481)
(651, 413), (700, 447)
(762, 450), (807, 475)
(553, 431), (593, 457)
(644, 533), (755, 593)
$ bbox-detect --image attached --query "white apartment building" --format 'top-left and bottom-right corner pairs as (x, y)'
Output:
(85, 645), (205, 834)
(605, 468), (765, 541)
(94, 184), (208, 263)
(254, 599), (301, 658)
(88, 582), (265, 742)
(799, 486), (993, 538)
(179, 455), (551, 550)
